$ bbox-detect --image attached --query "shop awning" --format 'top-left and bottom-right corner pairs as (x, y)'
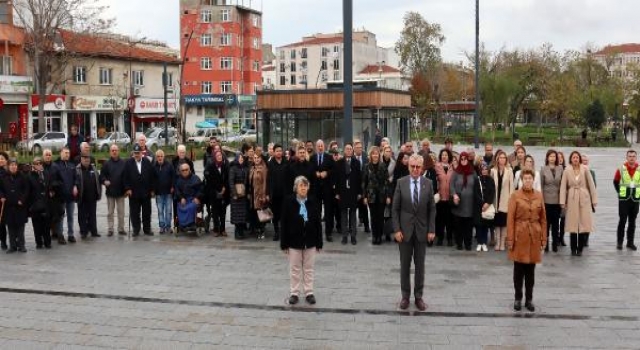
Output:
(134, 114), (175, 119)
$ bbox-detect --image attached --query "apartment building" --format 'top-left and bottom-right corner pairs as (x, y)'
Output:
(594, 44), (640, 80)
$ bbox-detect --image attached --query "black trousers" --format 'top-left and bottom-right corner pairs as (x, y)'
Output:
(78, 200), (97, 236)
(513, 262), (535, 301)
(0, 223), (6, 246)
(368, 201), (386, 240)
(454, 216), (473, 249)
(130, 197), (152, 234)
(570, 233), (589, 253)
(270, 195), (283, 232)
(32, 215), (51, 247)
(7, 224), (25, 250)
(617, 199), (639, 246)
(332, 197), (342, 233)
(211, 199), (227, 232)
(399, 233), (427, 299)
(436, 201), (453, 243)
(358, 199), (369, 229)
(545, 204), (561, 247)
(341, 206), (357, 237)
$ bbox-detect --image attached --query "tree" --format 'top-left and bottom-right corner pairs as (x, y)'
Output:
(583, 99), (606, 131)
(395, 12), (445, 133)
(13, 0), (113, 133)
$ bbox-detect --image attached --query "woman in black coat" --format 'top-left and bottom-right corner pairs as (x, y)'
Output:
(28, 158), (52, 249)
(281, 175), (322, 305)
(0, 159), (30, 253)
(474, 162), (496, 252)
(228, 153), (249, 240)
(204, 150), (230, 236)
(0, 151), (8, 250)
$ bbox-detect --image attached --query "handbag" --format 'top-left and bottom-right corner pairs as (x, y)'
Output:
(257, 208), (273, 223)
(234, 183), (246, 198)
(478, 176), (496, 220)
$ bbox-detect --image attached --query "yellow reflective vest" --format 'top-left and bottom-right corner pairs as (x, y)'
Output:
(619, 165), (640, 201)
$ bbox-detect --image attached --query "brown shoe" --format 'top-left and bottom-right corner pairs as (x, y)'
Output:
(415, 298), (427, 311)
(399, 298), (410, 310)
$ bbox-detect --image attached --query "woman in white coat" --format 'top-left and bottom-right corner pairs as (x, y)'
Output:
(515, 155), (541, 192)
(491, 150), (515, 251)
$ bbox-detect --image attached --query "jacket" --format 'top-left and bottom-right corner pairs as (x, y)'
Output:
(540, 165), (563, 204)
(75, 164), (102, 202)
(450, 172), (476, 218)
(391, 176), (436, 242)
(28, 171), (50, 218)
(491, 167), (515, 213)
(507, 188), (547, 264)
(203, 161), (229, 203)
(249, 162), (268, 209)
(280, 195), (323, 250)
(0, 171), (30, 226)
(474, 174), (496, 225)
(435, 162), (454, 201)
(153, 161), (175, 195)
(559, 165), (597, 234)
(54, 158), (77, 201)
(268, 158), (289, 198)
(175, 173), (203, 201)
(123, 157), (156, 199)
(99, 157), (126, 197)
(362, 161), (390, 204)
(333, 156), (362, 208)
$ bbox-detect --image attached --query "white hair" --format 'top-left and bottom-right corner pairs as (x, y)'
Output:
(177, 144), (186, 152)
(293, 176), (310, 192)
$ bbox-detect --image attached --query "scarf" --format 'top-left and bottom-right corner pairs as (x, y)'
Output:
(455, 152), (474, 188)
(297, 197), (308, 222)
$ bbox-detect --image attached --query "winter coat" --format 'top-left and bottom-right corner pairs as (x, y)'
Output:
(175, 173), (203, 201)
(172, 156), (195, 177)
(267, 158), (289, 199)
(540, 165), (563, 204)
(491, 167), (515, 213)
(450, 172), (476, 218)
(75, 164), (102, 202)
(0, 171), (30, 227)
(333, 156), (362, 209)
(435, 162), (454, 201)
(228, 160), (249, 225)
(153, 161), (175, 196)
(559, 165), (597, 234)
(204, 162), (229, 204)
(28, 171), (50, 219)
(249, 162), (268, 210)
(287, 160), (315, 196)
(123, 157), (156, 199)
(54, 158), (77, 202)
(280, 195), (323, 251)
(99, 157), (127, 197)
(507, 188), (547, 264)
(362, 162), (390, 204)
(474, 174), (496, 226)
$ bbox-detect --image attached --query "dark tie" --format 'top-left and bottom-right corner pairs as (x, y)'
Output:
(319, 154), (322, 166)
(413, 179), (419, 211)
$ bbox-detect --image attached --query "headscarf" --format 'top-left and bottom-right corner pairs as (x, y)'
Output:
(455, 151), (474, 188)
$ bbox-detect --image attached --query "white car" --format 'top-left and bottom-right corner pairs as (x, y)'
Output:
(227, 129), (256, 143)
(17, 132), (68, 154)
(187, 128), (224, 144)
(91, 132), (131, 152)
(145, 127), (178, 150)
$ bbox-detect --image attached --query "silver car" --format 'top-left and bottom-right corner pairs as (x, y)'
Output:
(17, 132), (67, 154)
(145, 127), (178, 150)
(91, 132), (132, 152)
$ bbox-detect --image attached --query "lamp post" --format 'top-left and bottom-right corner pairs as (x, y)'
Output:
(343, 0), (353, 144)
(377, 60), (385, 87)
(473, 0), (480, 149)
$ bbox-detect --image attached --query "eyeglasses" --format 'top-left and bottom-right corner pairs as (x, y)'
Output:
(410, 165), (422, 169)
(180, 169), (190, 172)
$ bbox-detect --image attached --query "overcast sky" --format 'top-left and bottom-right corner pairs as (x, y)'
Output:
(101, 0), (638, 63)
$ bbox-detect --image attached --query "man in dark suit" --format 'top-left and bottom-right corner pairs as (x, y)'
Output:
(334, 143), (362, 245)
(287, 147), (315, 196)
(123, 144), (156, 236)
(309, 140), (334, 242)
(353, 140), (370, 233)
(392, 154), (436, 311)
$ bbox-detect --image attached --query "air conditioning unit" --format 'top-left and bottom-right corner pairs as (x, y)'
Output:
(134, 88), (141, 96)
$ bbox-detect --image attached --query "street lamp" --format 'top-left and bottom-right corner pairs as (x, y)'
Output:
(474, 0), (480, 149)
(377, 60), (385, 87)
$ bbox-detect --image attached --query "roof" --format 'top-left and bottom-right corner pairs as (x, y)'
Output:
(262, 65), (275, 71)
(596, 44), (640, 55)
(359, 64), (401, 74)
(58, 30), (181, 64)
(280, 35), (344, 49)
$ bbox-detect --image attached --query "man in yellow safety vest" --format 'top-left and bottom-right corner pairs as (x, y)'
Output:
(613, 150), (640, 251)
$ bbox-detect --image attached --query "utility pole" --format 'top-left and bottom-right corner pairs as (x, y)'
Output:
(474, 0), (480, 149)
(163, 62), (169, 147)
(343, 0), (353, 144)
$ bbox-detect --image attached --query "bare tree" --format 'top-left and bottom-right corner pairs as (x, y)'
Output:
(13, 0), (114, 133)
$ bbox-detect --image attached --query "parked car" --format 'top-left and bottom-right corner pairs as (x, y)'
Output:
(187, 128), (224, 144)
(145, 127), (178, 150)
(17, 132), (67, 154)
(91, 132), (131, 152)
(227, 128), (256, 143)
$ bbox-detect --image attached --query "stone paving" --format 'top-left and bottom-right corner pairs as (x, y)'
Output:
(0, 145), (639, 349)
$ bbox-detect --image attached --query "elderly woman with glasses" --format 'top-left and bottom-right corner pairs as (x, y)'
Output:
(281, 176), (322, 305)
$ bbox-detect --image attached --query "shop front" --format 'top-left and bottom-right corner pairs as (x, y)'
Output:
(237, 95), (257, 130)
(129, 97), (179, 136)
(0, 75), (32, 142)
(30, 94), (68, 135)
(70, 95), (125, 140)
(184, 94), (237, 134)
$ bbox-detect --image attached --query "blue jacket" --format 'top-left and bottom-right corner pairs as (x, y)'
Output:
(175, 173), (202, 201)
(54, 158), (77, 202)
(154, 161), (175, 195)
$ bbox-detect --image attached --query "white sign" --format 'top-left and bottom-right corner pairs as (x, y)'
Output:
(71, 96), (125, 111)
(133, 98), (179, 114)
(0, 75), (33, 94)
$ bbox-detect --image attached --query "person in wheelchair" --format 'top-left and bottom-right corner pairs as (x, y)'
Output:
(175, 164), (203, 231)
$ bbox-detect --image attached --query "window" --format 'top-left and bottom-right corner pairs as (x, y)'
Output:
(200, 34), (212, 46)
(301, 75), (307, 84)
(279, 63), (285, 73)
(301, 61), (307, 70)
(201, 57), (212, 70)
(0, 2), (9, 24)
(279, 50), (284, 60)
(290, 50), (296, 59)
(201, 81), (212, 94)
(221, 33), (231, 46)
(333, 45), (340, 53)
(73, 66), (86, 83)
(0, 55), (12, 75)
(321, 47), (329, 57)
(252, 37), (260, 49)
(221, 81), (232, 93)
(253, 61), (260, 72)
(279, 76), (286, 86)
(290, 75), (296, 85)
(221, 9), (230, 21)
(333, 71), (341, 81)
(99, 67), (113, 85)
(290, 62), (296, 72)
(301, 48), (308, 59)
(133, 70), (144, 86)
(220, 57), (233, 70)
(201, 10), (212, 23)
(167, 73), (174, 87)
(252, 14), (260, 27)
(320, 60), (327, 70)
(333, 59), (340, 70)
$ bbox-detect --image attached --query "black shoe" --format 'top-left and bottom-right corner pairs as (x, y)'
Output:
(18, 247), (27, 253)
(44, 245), (52, 249)
(36, 245), (43, 249)
(67, 236), (76, 243)
(341, 236), (348, 245)
(571, 250), (577, 256)
(364, 228), (371, 234)
(456, 245), (463, 251)
(6, 249), (15, 254)
(80, 234), (88, 239)
(326, 235), (333, 242)
(118, 231), (127, 236)
(447, 240), (454, 247)
(560, 240), (567, 247)
(132, 232), (140, 237)
(627, 244), (638, 251)
(617, 244), (623, 250)
(525, 301), (535, 312)
(465, 246), (472, 251)
(288, 295), (299, 305)
(576, 250), (582, 257)
(552, 244), (558, 252)
(514, 300), (522, 311)
(305, 294), (316, 305)
(91, 233), (101, 237)
(1, 243), (7, 250)
(144, 231), (154, 236)
(351, 236), (357, 245)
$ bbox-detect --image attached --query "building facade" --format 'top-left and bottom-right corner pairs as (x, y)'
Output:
(180, 0), (262, 133)
(594, 44), (640, 80)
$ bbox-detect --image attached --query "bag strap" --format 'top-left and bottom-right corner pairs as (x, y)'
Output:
(478, 176), (484, 198)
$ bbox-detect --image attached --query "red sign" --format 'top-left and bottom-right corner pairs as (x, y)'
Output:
(31, 94), (66, 111)
(19, 105), (28, 141)
(0, 98), (4, 109)
(128, 97), (136, 111)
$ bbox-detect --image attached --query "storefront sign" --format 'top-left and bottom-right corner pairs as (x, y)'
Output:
(0, 76), (33, 94)
(71, 96), (125, 110)
(31, 94), (67, 111)
(19, 105), (28, 141)
(132, 97), (179, 114)
(184, 94), (236, 106)
(237, 95), (256, 106)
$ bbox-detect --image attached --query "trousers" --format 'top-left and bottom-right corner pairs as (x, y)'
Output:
(78, 200), (98, 236)
(289, 248), (317, 296)
(617, 199), (638, 246)
(107, 196), (126, 232)
(340, 207), (357, 237)
(32, 215), (51, 247)
(545, 204), (561, 247)
(129, 197), (152, 234)
(399, 233), (427, 299)
(513, 262), (536, 301)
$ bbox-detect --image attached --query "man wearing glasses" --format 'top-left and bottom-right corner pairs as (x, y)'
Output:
(124, 144), (156, 236)
(392, 154), (436, 311)
(100, 145), (127, 236)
